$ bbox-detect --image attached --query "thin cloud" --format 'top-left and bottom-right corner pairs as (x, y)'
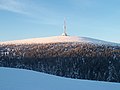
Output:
(0, 0), (57, 19)
(0, 0), (29, 15)
(0, 0), (67, 25)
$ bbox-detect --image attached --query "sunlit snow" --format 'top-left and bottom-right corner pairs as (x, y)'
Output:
(0, 36), (118, 45)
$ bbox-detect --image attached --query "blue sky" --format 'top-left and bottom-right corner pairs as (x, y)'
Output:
(0, 0), (120, 43)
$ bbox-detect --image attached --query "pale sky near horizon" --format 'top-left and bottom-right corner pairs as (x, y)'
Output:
(0, 0), (120, 43)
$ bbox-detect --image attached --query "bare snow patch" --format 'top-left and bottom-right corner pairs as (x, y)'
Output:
(0, 67), (120, 90)
(0, 36), (119, 46)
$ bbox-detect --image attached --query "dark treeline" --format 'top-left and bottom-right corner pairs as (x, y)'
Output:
(0, 42), (120, 83)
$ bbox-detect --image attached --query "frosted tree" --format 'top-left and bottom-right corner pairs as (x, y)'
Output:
(107, 62), (118, 82)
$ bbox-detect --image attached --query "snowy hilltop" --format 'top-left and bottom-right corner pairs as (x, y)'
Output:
(0, 36), (119, 46)
(0, 40), (120, 83)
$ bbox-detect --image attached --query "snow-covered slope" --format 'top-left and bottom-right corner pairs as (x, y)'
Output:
(0, 36), (118, 45)
(0, 67), (120, 90)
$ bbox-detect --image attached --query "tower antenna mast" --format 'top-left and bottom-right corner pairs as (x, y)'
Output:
(62, 18), (68, 36)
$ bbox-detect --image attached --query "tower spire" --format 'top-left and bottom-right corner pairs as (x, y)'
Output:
(62, 18), (67, 36)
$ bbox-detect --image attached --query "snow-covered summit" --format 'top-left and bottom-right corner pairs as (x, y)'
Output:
(0, 36), (118, 45)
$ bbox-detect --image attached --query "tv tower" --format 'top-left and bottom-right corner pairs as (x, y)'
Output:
(62, 18), (68, 36)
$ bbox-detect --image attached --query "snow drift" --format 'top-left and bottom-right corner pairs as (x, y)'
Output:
(0, 67), (120, 90)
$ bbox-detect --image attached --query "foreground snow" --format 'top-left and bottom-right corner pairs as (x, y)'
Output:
(0, 36), (118, 45)
(0, 67), (120, 90)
